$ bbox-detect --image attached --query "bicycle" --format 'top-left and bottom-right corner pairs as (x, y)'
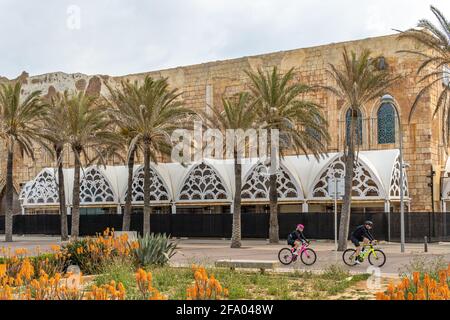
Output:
(278, 241), (317, 266)
(342, 242), (386, 267)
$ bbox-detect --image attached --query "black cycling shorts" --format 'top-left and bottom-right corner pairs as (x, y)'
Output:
(287, 239), (295, 246)
(351, 236), (362, 247)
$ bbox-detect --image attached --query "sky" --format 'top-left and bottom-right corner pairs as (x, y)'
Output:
(0, 0), (450, 79)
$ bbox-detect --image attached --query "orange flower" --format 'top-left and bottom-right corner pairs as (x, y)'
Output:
(401, 277), (410, 290)
(0, 264), (6, 278)
(413, 272), (420, 286)
(424, 274), (431, 288)
(387, 282), (395, 294)
(439, 270), (447, 285)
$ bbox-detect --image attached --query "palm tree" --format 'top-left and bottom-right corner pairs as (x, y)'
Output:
(104, 83), (140, 231)
(398, 6), (450, 145)
(107, 76), (195, 236)
(202, 92), (258, 248)
(40, 92), (70, 241)
(0, 82), (48, 242)
(245, 67), (330, 243)
(63, 90), (117, 239)
(327, 49), (398, 250)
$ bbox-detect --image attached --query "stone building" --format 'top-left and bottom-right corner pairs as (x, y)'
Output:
(1, 33), (448, 214)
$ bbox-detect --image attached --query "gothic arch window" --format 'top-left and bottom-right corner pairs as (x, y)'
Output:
(378, 102), (396, 144)
(127, 166), (170, 202)
(80, 167), (115, 203)
(345, 109), (363, 145)
(389, 156), (409, 198)
(178, 163), (229, 201)
(241, 163), (300, 200)
(311, 155), (381, 198)
(25, 170), (59, 204)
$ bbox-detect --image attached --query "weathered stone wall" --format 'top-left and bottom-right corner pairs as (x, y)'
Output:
(0, 34), (444, 211)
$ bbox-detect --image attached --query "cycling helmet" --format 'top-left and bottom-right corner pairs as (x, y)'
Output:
(297, 224), (305, 230)
(364, 220), (373, 226)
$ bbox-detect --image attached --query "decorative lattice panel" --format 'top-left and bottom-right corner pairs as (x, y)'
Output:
(241, 163), (299, 200)
(389, 156), (409, 198)
(19, 182), (32, 201)
(80, 168), (115, 203)
(312, 155), (381, 198)
(26, 170), (59, 204)
(127, 166), (169, 202)
(178, 163), (228, 201)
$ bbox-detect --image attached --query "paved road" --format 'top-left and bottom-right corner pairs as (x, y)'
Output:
(171, 239), (450, 276)
(1, 236), (449, 276)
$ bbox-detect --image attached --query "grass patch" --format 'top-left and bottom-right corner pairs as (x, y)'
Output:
(94, 257), (140, 299)
(92, 264), (371, 300)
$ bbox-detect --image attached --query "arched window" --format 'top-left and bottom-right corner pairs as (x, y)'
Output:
(241, 163), (300, 200)
(127, 166), (170, 203)
(345, 109), (363, 145)
(80, 167), (115, 203)
(178, 163), (229, 201)
(377, 103), (396, 144)
(311, 155), (382, 198)
(25, 170), (59, 204)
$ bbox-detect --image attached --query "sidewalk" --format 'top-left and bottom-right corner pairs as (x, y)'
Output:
(171, 239), (450, 275)
(1, 236), (448, 276)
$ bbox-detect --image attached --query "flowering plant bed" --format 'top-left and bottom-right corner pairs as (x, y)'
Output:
(376, 263), (450, 300)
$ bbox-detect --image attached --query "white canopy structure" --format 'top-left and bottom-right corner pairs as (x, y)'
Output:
(20, 149), (409, 213)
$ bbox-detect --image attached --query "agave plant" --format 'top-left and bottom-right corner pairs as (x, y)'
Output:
(133, 233), (177, 267)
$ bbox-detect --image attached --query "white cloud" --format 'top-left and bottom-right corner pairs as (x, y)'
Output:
(0, 0), (449, 78)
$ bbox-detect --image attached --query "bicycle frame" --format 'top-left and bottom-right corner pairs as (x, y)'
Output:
(292, 242), (310, 255)
(358, 244), (378, 260)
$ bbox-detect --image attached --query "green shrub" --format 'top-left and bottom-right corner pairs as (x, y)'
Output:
(398, 255), (447, 280)
(94, 257), (138, 299)
(30, 253), (68, 277)
(322, 263), (350, 280)
(0, 252), (68, 278)
(63, 239), (104, 274)
(62, 230), (133, 275)
(132, 233), (177, 267)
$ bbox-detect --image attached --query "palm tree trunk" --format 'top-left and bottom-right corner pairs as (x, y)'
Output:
(71, 148), (81, 239)
(5, 148), (14, 242)
(123, 147), (135, 231)
(231, 153), (242, 248)
(269, 172), (279, 243)
(338, 111), (356, 251)
(143, 143), (152, 236)
(56, 146), (68, 241)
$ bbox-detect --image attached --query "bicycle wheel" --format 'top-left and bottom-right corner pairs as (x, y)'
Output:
(300, 248), (317, 266)
(278, 248), (293, 265)
(368, 249), (386, 267)
(342, 249), (357, 266)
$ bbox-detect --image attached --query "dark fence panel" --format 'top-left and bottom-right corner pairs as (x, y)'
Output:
(13, 215), (60, 235)
(78, 215), (122, 236)
(277, 212), (387, 240)
(170, 214), (232, 238)
(0, 212), (448, 242)
(241, 213), (269, 238)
